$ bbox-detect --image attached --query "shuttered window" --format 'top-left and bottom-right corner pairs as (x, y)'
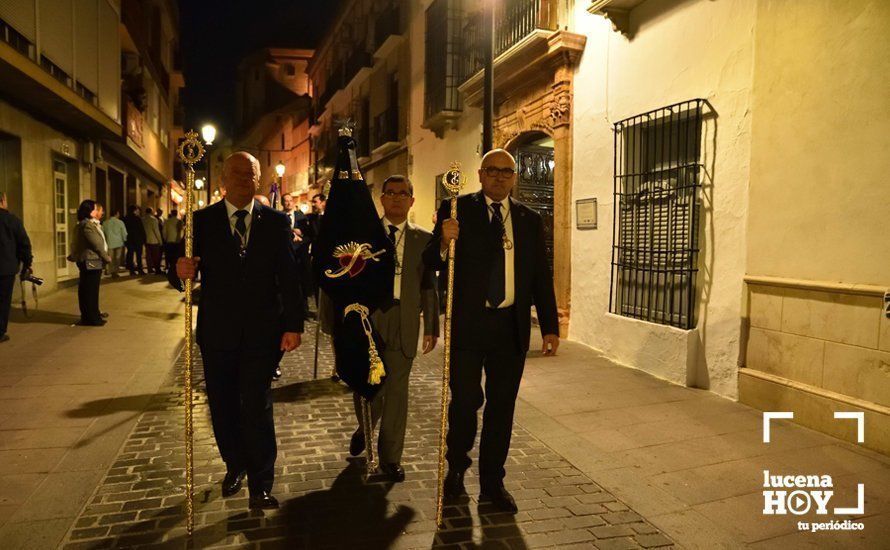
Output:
(75, 0), (98, 95)
(97, 0), (119, 121)
(0, 0), (36, 42)
(39, 0), (74, 75)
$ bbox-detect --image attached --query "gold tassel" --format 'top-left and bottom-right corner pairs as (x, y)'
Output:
(345, 303), (386, 386)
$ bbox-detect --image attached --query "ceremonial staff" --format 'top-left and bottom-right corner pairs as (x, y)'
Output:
(436, 163), (464, 527)
(177, 130), (204, 535)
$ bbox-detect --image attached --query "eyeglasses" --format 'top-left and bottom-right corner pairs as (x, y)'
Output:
(383, 190), (412, 199)
(483, 167), (516, 179)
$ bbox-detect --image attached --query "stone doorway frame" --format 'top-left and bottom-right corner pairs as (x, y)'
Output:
(493, 66), (576, 337)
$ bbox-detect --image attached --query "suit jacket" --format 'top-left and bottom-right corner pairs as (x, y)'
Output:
(374, 222), (439, 358)
(169, 200), (304, 352)
(423, 191), (558, 353)
(123, 214), (146, 245)
(0, 208), (32, 276)
(69, 220), (111, 265)
(285, 210), (312, 253)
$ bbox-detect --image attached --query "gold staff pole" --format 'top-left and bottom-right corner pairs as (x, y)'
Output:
(436, 163), (464, 527)
(177, 130), (204, 536)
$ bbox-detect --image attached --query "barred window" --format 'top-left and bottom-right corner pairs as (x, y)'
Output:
(609, 100), (704, 329)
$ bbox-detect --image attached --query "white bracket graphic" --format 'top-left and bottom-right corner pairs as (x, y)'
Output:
(833, 412), (865, 443)
(763, 412), (794, 443)
(834, 483), (865, 515)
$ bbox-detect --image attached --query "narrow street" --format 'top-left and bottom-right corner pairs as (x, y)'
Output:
(1, 280), (887, 549)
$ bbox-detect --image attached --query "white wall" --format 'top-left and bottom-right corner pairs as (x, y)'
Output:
(569, 0), (757, 398)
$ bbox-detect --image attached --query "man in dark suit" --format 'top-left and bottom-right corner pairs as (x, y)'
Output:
(349, 175), (439, 482)
(174, 152), (304, 510)
(281, 193), (313, 313)
(0, 192), (33, 343)
(423, 148), (560, 513)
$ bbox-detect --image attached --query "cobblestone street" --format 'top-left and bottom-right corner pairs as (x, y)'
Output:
(58, 317), (674, 550)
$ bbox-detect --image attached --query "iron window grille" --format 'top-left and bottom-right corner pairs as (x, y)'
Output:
(609, 99), (704, 330)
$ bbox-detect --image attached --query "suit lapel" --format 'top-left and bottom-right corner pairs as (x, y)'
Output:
(402, 223), (419, 283)
(510, 199), (529, 286)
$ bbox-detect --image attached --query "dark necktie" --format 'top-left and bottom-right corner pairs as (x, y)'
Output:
(487, 203), (505, 307)
(388, 224), (399, 244)
(234, 210), (248, 243)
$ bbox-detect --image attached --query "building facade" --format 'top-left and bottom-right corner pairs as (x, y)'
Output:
(0, 0), (184, 292)
(234, 48), (314, 209)
(281, 0), (890, 453)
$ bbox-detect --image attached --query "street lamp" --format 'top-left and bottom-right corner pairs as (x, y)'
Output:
(201, 123), (217, 205)
(273, 161), (286, 209)
(200, 124), (216, 145)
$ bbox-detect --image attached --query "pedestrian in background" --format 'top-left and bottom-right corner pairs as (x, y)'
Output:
(70, 200), (111, 326)
(163, 209), (183, 278)
(124, 205), (146, 275)
(142, 207), (163, 274)
(103, 209), (127, 278)
(0, 191), (33, 343)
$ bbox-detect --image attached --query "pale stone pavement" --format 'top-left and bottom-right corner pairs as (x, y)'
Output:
(1, 278), (888, 548)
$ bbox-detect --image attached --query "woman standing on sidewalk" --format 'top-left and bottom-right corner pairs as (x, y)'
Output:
(69, 200), (111, 326)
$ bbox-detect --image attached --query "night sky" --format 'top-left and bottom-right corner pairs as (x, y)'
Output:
(179, 0), (341, 137)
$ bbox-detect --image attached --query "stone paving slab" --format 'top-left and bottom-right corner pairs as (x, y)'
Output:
(59, 318), (674, 549)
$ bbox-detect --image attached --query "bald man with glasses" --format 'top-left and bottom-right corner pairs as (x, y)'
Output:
(423, 149), (559, 513)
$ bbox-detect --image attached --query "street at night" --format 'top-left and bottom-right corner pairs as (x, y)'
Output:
(1, 0), (889, 549)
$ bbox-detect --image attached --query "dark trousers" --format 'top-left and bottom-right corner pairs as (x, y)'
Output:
(145, 244), (162, 273)
(77, 265), (102, 324)
(0, 274), (14, 337)
(200, 346), (278, 493)
(164, 243), (183, 277)
(126, 244), (143, 273)
(446, 306), (525, 487)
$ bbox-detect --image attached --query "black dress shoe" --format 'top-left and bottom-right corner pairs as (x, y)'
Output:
(443, 470), (467, 498)
(0, 334), (9, 343)
(480, 485), (518, 513)
(100, 312), (109, 319)
(273, 366), (282, 381)
(381, 463), (405, 482)
(221, 470), (246, 497)
(349, 429), (365, 457)
(248, 491), (279, 509)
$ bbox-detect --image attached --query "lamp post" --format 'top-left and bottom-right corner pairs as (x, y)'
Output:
(482, 0), (495, 153)
(201, 123), (217, 205)
(274, 161), (286, 210)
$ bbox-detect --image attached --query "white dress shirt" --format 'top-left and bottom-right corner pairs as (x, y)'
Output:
(485, 195), (515, 309)
(225, 199), (255, 244)
(384, 217), (407, 300)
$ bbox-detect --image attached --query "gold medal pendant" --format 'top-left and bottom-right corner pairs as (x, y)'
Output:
(503, 235), (513, 250)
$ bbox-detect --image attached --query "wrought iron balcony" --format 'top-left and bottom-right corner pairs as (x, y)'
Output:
(458, 0), (584, 107)
(374, 4), (402, 56)
(496, 0), (557, 56)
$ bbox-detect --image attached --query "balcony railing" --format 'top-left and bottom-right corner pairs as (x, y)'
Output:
(374, 5), (401, 52)
(343, 50), (373, 87)
(496, 0), (557, 56)
(373, 107), (399, 149)
(461, 0), (558, 83)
